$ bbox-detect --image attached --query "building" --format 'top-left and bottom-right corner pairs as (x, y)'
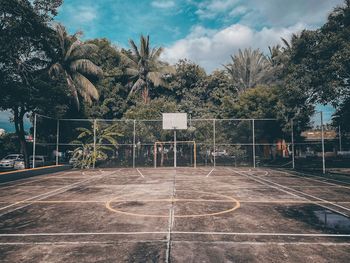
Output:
(0, 129), (5, 137)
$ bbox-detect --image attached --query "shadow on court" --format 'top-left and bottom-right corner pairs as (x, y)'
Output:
(0, 167), (349, 262)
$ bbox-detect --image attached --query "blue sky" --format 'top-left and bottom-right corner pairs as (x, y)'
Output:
(56, 0), (343, 71)
(1, 0), (344, 132)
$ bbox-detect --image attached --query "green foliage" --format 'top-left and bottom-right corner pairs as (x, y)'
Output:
(0, 0), (64, 167)
(84, 39), (130, 119)
(2, 0), (347, 159)
(71, 122), (122, 169)
(0, 133), (21, 159)
(121, 35), (175, 103)
(125, 97), (177, 120)
(49, 24), (103, 109)
(224, 48), (274, 94)
(284, 0), (350, 110)
(228, 86), (279, 119)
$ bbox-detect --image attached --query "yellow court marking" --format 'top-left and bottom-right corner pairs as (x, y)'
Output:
(105, 190), (240, 218)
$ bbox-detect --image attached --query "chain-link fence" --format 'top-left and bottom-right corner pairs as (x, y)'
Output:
(28, 113), (350, 171)
(293, 111), (350, 172)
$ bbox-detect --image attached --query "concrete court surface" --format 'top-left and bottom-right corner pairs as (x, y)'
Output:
(0, 167), (349, 262)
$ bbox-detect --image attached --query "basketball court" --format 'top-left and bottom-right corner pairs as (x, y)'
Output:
(0, 167), (349, 262)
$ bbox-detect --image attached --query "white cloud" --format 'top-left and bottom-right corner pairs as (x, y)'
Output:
(77, 6), (98, 23)
(193, 0), (343, 27)
(241, 0), (343, 27)
(196, 0), (239, 19)
(162, 23), (306, 72)
(61, 5), (98, 27)
(151, 1), (176, 9)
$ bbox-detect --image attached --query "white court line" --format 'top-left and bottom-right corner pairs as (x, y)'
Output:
(136, 168), (145, 178)
(0, 170), (118, 217)
(0, 240), (166, 245)
(0, 169), (79, 188)
(236, 169), (350, 217)
(232, 169), (350, 218)
(0, 241), (349, 246)
(0, 231), (349, 237)
(277, 169), (350, 189)
(205, 168), (215, 177)
(165, 167), (177, 263)
(172, 241), (350, 246)
(253, 170), (350, 213)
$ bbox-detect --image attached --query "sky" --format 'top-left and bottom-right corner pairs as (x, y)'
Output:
(56, 0), (343, 72)
(1, 0), (344, 132)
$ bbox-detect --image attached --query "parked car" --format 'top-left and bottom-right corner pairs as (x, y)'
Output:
(0, 154), (23, 169)
(30, 156), (47, 167)
(13, 156), (49, 170)
(212, 150), (228, 157)
(14, 158), (25, 170)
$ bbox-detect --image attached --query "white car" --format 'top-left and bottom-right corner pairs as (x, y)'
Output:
(13, 155), (48, 170)
(0, 154), (23, 169)
(30, 156), (47, 167)
(14, 158), (25, 170)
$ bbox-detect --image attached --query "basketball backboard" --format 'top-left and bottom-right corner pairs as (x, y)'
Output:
(162, 113), (187, 130)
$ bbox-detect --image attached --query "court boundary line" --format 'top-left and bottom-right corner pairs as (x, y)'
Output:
(0, 231), (349, 237)
(0, 170), (119, 217)
(0, 241), (349, 246)
(231, 169), (350, 218)
(165, 169), (176, 263)
(0, 240), (167, 245)
(277, 169), (350, 189)
(252, 170), (350, 214)
(136, 168), (145, 178)
(206, 168), (215, 177)
(171, 241), (350, 245)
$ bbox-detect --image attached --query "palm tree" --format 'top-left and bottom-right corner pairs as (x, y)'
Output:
(49, 24), (103, 109)
(71, 122), (122, 169)
(224, 48), (273, 94)
(121, 35), (174, 103)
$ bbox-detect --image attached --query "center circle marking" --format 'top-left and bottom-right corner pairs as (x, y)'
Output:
(105, 190), (240, 218)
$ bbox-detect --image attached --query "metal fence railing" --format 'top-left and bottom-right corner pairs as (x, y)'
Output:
(28, 113), (350, 173)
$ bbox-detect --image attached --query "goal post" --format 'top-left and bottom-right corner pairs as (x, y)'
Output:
(154, 141), (197, 168)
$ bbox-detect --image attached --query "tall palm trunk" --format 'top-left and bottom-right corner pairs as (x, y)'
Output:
(141, 86), (149, 104)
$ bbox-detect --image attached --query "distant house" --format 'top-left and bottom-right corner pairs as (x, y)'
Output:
(0, 129), (5, 137)
(301, 130), (337, 141)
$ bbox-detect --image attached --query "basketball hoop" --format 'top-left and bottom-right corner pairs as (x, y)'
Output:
(162, 113), (188, 168)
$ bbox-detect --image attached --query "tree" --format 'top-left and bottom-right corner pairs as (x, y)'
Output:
(121, 35), (174, 103)
(71, 122), (122, 169)
(0, 0), (65, 168)
(224, 48), (273, 94)
(84, 39), (130, 119)
(283, 0), (350, 118)
(49, 24), (103, 109)
(168, 59), (209, 117)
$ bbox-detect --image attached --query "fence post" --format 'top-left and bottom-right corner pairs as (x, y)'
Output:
(93, 119), (97, 169)
(339, 125), (342, 152)
(213, 119), (216, 168)
(194, 141), (197, 168)
(174, 129), (177, 168)
(56, 119), (60, 165)
(32, 114), (37, 168)
(133, 120), (136, 168)
(320, 111), (326, 174)
(252, 119), (256, 168)
(291, 119), (295, 169)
